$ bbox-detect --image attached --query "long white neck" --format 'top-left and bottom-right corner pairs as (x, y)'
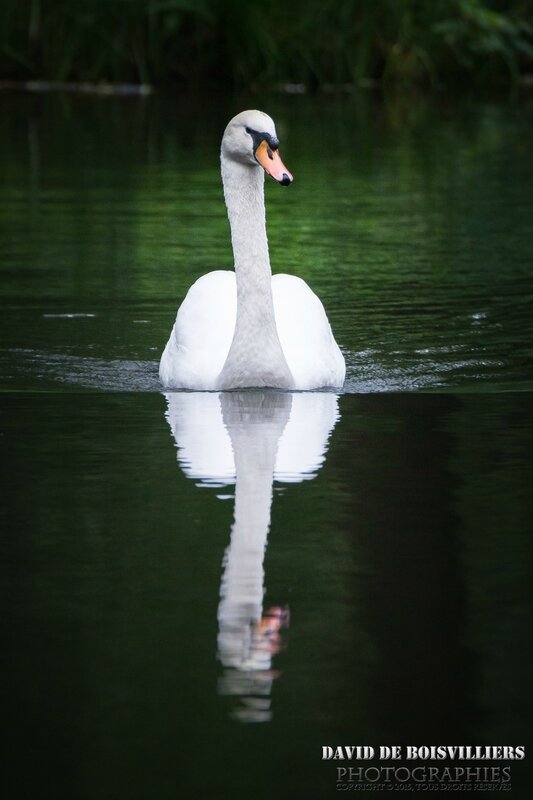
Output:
(217, 157), (294, 389)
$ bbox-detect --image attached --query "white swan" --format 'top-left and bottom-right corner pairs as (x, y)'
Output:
(159, 110), (345, 390)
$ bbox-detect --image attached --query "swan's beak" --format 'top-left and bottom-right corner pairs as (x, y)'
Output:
(254, 140), (293, 186)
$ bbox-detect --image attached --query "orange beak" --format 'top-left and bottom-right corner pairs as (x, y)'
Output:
(254, 139), (293, 186)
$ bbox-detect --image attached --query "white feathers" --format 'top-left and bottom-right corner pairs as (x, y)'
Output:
(160, 270), (345, 390)
(159, 110), (345, 390)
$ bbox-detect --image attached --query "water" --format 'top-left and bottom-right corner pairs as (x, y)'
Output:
(1, 92), (532, 798)
(1, 93), (532, 393)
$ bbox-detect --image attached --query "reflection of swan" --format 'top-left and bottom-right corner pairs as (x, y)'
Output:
(159, 110), (345, 391)
(164, 391), (339, 486)
(164, 390), (340, 722)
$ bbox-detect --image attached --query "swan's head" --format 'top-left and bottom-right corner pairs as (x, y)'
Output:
(221, 110), (293, 186)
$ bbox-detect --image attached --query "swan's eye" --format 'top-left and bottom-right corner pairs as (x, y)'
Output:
(245, 126), (280, 153)
(245, 126), (260, 143)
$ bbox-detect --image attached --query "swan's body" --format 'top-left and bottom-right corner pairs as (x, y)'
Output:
(160, 270), (344, 390)
(159, 110), (345, 391)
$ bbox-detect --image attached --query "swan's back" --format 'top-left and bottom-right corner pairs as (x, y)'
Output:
(273, 274), (345, 390)
(159, 271), (236, 390)
(159, 270), (345, 390)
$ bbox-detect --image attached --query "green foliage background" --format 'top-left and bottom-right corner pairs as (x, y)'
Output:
(2, 0), (533, 88)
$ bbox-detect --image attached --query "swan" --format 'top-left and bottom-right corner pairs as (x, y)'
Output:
(159, 110), (345, 390)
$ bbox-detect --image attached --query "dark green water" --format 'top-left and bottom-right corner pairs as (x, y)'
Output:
(1, 93), (532, 798)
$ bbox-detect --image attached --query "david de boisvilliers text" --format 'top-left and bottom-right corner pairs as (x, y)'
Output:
(322, 745), (526, 761)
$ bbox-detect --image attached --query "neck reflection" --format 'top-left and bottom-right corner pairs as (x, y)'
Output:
(164, 390), (340, 722)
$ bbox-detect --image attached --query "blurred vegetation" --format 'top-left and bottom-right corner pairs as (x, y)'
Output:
(1, 0), (533, 90)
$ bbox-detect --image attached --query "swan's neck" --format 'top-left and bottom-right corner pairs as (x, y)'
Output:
(217, 158), (293, 389)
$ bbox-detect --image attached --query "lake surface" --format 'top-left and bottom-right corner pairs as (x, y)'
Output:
(1, 91), (532, 798)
